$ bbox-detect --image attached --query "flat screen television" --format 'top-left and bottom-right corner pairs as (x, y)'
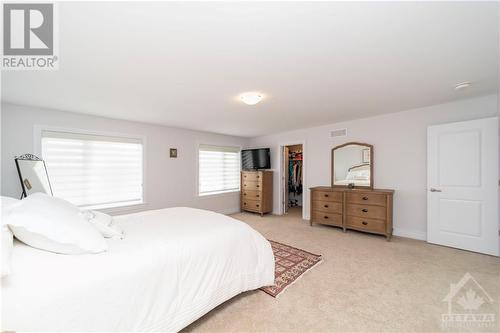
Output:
(241, 148), (271, 170)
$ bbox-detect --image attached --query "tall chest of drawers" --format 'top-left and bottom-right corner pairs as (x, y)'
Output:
(241, 170), (273, 216)
(310, 186), (394, 240)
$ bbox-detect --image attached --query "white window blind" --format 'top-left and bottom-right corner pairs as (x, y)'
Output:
(199, 144), (240, 196)
(41, 130), (144, 209)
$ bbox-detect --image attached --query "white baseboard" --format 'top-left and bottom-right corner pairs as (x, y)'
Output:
(393, 228), (427, 241)
(219, 207), (241, 215)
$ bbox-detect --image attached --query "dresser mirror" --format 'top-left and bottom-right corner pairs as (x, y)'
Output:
(331, 142), (373, 189)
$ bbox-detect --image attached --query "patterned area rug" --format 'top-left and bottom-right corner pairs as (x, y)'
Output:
(260, 240), (322, 298)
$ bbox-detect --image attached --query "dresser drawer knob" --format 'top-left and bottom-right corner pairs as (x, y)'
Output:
(324, 216), (329, 219)
(244, 202), (247, 205)
(256, 204), (260, 207)
(324, 204), (329, 208)
(256, 185), (260, 188)
(257, 176), (260, 179)
(362, 221), (368, 225)
(243, 193), (246, 196)
(324, 194), (329, 198)
(362, 196), (368, 200)
(256, 195), (260, 198)
(362, 209), (368, 213)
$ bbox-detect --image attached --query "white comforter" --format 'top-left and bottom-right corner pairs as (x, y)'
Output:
(1, 207), (275, 332)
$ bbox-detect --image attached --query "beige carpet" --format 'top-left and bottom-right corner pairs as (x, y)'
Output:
(183, 207), (500, 332)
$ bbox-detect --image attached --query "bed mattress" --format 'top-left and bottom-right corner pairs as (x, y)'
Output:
(1, 207), (275, 332)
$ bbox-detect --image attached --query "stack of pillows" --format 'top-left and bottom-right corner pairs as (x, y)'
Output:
(1, 193), (124, 278)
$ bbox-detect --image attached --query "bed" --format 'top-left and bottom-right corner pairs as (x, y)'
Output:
(334, 164), (371, 186)
(1, 207), (275, 332)
(334, 179), (371, 186)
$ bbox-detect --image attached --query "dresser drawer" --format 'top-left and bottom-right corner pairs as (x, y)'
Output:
(242, 199), (262, 212)
(346, 216), (386, 234)
(312, 190), (342, 202)
(346, 203), (386, 220)
(242, 181), (262, 191)
(241, 172), (262, 182)
(346, 192), (386, 206)
(312, 200), (342, 214)
(242, 190), (261, 201)
(311, 211), (343, 226)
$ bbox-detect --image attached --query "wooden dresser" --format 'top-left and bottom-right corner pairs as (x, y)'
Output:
(310, 186), (394, 240)
(241, 170), (273, 216)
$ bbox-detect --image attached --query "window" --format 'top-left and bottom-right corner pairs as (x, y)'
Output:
(41, 130), (144, 209)
(198, 144), (240, 196)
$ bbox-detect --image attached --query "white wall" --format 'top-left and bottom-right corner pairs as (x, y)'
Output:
(1, 103), (249, 215)
(248, 94), (499, 240)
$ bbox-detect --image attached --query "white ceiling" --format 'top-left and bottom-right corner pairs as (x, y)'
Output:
(2, 1), (498, 137)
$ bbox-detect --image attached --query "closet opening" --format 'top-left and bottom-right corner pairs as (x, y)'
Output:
(282, 144), (303, 218)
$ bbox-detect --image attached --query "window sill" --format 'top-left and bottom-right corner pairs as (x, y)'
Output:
(84, 201), (147, 214)
(198, 190), (240, 199)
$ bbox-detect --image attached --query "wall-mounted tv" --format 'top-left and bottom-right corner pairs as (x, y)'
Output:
(241, 148), (271, 170)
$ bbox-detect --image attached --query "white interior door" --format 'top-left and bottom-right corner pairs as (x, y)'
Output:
(427, 117), (499, 256)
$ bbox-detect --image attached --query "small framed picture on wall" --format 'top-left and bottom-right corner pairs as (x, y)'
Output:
(170, 148), (178, 158)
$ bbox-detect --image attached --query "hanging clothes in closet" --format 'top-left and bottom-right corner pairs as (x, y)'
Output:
(288, 151), (303, 207)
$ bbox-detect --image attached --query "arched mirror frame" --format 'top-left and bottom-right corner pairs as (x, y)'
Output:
(331, 142), (374, 189)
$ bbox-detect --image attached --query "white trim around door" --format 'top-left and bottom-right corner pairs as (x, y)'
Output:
(279, 141), (307, 219)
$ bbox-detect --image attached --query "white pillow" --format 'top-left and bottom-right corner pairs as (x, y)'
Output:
(1, 226), (13, 277)
(82, 210), (124, 239)
(6, 193), (107, 255)
(1, 196), (21, 277)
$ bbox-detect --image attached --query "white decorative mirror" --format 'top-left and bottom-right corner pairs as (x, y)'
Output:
(331, 142), (373, 189)
(15, 154), (53, 198)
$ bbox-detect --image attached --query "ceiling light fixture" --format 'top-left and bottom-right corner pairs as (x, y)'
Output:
(455, 82), (472, 91)
(239, 92), (263, 105)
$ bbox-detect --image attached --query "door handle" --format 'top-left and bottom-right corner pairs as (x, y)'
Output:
(430, 188), (442, 192)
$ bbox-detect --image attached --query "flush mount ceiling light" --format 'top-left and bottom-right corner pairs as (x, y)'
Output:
(455, 81), (472, 91)
(239, 92), (263, 105)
